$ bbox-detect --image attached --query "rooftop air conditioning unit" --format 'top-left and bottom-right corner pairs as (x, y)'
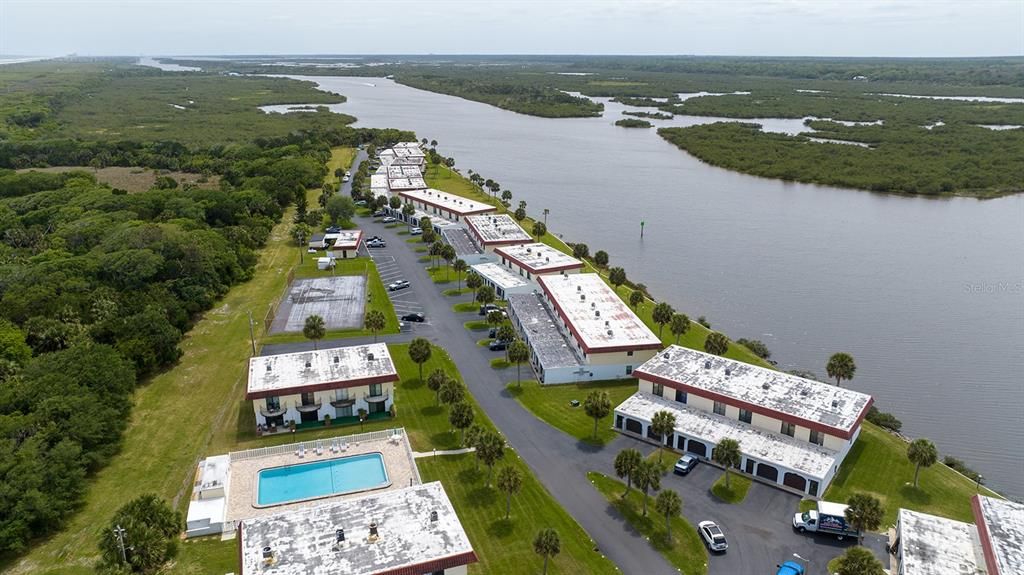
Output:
(831, 400), (839, 408)
(607, 329), (613, 336)
(725, 368), (731, 376)
(305, 361), (312, 368)
(334, 356), (340, 364)
(367, 353), (375, 361)
(266, 364), (272, 372)
(762, 382), (771, 389)
(704, 360), (712, 370)
(430, 510), (438, 523)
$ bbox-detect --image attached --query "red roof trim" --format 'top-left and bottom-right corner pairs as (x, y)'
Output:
(464, 219), (531, 247)
(493, 246), (585, 275)
(246, 373), (399, 400)
(634, 369), (872, 440)
(972, 495), (1001, 575)
(374, 551), (479, 575)
(537, 276), (662, 355)
(330, 230), (363, 250)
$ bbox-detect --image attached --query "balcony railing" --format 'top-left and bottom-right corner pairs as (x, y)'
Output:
(260, 404), (287, 418)
(330, 397), (356, 408)
(295, 401), (322, 413)
(364, 392), (389, 404)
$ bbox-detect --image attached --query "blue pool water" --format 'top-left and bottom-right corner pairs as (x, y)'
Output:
(257, 453), (389, 506)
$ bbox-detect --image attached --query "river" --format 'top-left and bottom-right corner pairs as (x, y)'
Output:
(276, 74), (1023, 498)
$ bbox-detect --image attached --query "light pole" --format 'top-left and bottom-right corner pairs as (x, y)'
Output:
(543, 208), (549, 226)
(793, 552), (808, 572)
(976, 474), (984, 492)
(247, 310), (257, 356)
(113, 524), (128, 565)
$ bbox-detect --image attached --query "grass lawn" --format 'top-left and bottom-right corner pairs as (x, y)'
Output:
(169, 537), (238, 575)
(490, 358), (511, 369)
(710, 473), (752, 504)
(464, 320), (491, 330)
(823, 422), (1000, 527)
(444, 287), (472, 296)
(259, 255), (399, 344)
(588, 472), (708, 575)
(427, 265), (455, 284)
(325, 147), (357, 187)
(505, 379), (637, 445)
(418, 455), (618, 575)
(425, 164), (767, 368)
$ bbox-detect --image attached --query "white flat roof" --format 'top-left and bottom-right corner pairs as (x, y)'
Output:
(494, 242), (584, 274)
(615, 391), (839, 479)
(538, 273), (661, 353)
(240, 481), (475, 575)
(975, 495), (1024, 575)
(387, 165), (423, 179)
(465, 214), (532, 245)
(391, 156), (423, 166)
(400, 189), (494, 215)
(387, 177), (426, 191)
(327, 230), (362, 250)
(897, 508), (987, 575)
(370, 174), (388, 191)
(393, 147), (425, 158)
(247, 344), (397, 399)
(635, 346), (872, 436)
(470, 262), (531, 291)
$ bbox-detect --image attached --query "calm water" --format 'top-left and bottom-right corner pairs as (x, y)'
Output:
(257, 453), (389, 505)
(278, 76), (1024, 498)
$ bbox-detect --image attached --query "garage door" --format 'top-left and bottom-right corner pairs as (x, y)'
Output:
(783, 472), (807, 492)
(686, 441), (707, 457)
(625, 418), (643, 434)
(756, 463), (779, 482)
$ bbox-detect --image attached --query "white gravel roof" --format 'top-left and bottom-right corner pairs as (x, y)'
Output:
(247, 344), (397, 398)
(470, 262), (531, 291)
(400, 189), (494, 215)
(975, 495), (1024, 575)
(465, 214), (532, 244)
(897, 508), (987, 575)
(495, 243), (584, 274)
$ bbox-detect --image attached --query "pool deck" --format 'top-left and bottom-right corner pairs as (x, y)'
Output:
(226, 436), (418, 522)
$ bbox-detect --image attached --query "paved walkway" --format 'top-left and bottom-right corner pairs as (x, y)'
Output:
(412, 447), (476, 459)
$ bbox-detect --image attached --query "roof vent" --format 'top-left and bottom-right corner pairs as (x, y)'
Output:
(266, 364), (272, 372)
(336, 528), (345, 543)
(367, 353), (375, 361)
(580, 294), (586, 301)
(591, 302), (596, 308)
(762, 382), (770, 390)
(577, 285), (582, 292)
(430, 510), (438, 522)
(725, 368), (732, 376)
(831, 399), (839, 408)
(595, 310), (601, 318)
(305, 361), (312, 369)
(368, 522), (379, 542)
(800, 389), (809, 397)
(607, 329), (613, 336)
(526, 247), (532, 253)
(605, 320), (610, 327)
(262, 546), (273, 560)
(704, 360), (711, 369)
(333, 356), (340, 364)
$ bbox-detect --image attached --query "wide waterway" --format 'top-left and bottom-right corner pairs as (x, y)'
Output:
(275, 75), (1023, 498)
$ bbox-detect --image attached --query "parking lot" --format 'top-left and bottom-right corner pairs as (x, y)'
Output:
(368, 245), (430, 331)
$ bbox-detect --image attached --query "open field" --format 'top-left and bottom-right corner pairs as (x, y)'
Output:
(14, 166), (220, 192)
(588, 472), (708, 575)
(420, 454), (619, 575)
(506, 379), (638, 445)
(325, 147), (357, 187)
(823, 422), (1001, 526)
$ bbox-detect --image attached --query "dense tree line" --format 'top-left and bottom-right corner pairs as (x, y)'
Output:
(658, 122), (1024, 197)
(614, 118), (652, 128)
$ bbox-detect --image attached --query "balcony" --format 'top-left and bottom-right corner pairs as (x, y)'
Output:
(330, 397), (356, 408)
(295, 401), (322, 413)
(364, 393), (389, 404)
(260, 404), (287, 418)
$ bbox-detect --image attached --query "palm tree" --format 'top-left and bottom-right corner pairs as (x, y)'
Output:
(401, 202), (415, 226)
(614, 448), (642, 495)
(476, 285), (496, 308)
(439, 378), (466, 409)
(303, 315), (326, 349)
(465, 271), (482, 301)
(826, 352), (857, 387)
(652, 302), (674, 337)
(408, 337), (432, 381)
(845, 493), (884, 544)
(364, 309), (385, 342)
(448, 401), (474, 443)
(533, 528), (561, 575)
(834, 546), (886, 575)
(650, 410), (677, 458)
(594, 250), (609, 268)
(496, 465), (523, 520)
(476, 431), (505, 485)
(426, 369), (447, 405)
(507, 340), (529, 386)
(531, 221), (547, 240)
(608, 266), (627, 290)
(542, 208), (550, 225)
(441, 244), (456, 279)
(670, 313), (690, 344)
(713, 438), (742, 489)
(583, 390), (611, 440)
(500, 189), (513, 206)
(572, 243), (589, 259)
(654, 489), (682, 542)
(496, 324), (516, 347)
(453, 259), (467, 289)
(632, 459), (662, 516)
(907, 437), (938, 487)
(429, 240), (444, 268)
(629, 289), (644, 310)
(704, 332), (729, 356)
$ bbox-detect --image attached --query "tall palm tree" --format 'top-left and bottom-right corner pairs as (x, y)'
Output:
(826, 352), (857, 387)
(704, 332), (729, 356)
(670, 313), (691, 344)
(652, 302), (674, 337)
(713, 438), (742, 489)
(507, 340), (530, 387)
(654, 489), (682, 542)
(614, 448), (642, 495)
(583, 391), (612, 440)
(907, 438), (938, 488)
(496, 465), (523, 520)
(364, 309), (385, 342)
(533, 528), (561, 575)
(453, 259), (467, 289)
(650, 411), (677, 459)
(302, 315), (326, 349)
(632, 459), (662, 516)
(845, 493), (884, 544)
(408, 337), (432, 381)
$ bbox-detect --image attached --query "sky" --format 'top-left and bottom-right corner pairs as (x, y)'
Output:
(1, 0), (1022, 58)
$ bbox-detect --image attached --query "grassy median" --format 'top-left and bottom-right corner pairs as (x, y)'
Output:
(506, 379), (637, 445)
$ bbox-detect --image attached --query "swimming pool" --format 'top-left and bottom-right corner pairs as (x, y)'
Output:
(256, 452), (390, 506)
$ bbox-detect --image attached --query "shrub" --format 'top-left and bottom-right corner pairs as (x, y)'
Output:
(865, 406), (903, 432)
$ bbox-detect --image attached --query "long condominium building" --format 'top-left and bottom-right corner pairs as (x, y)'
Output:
(614, 345), (873, 496)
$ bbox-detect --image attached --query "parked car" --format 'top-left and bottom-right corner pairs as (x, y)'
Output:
(326, 226), (341, 233)
(382, 216), (397, 223)
(387, 280), (410, 291)
(355, 200), (367, 207)
(775, 561), (805, 575)
(488, 327), (498, 338)
(342, 175), (350, 182)
(344, 171), (352, 178)
(488, 340), (510, 351)
(478, 303), (502, 316)
(372, 211), (387, 217)
(409, 227), (423, 235)
(367, 239), (387, 248)
(698, 521), (728, 553)
(401, 313), (425, 323)
(673, 454), (699, 476)
(307, 247), (318, 254)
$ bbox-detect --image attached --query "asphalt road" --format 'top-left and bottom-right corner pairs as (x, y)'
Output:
(267, 215), (887, 575)
(337, 148), (367, 197)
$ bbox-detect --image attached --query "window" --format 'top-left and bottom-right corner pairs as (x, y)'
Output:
(369, 383), (383, 397)
(300, 392), (316, 406)
(266, 396), (280, 410)
(809, 429), (824, 446)
(335, 389), (349, 401)
(781, 421), (796, 437)
(713, 401), (726, 416)
(675, 389), (687, 404)
(626, 365), (633, 375)
(739, 409), (752, 424)
(652, 383), (664, 397)
(627, 350), (634, 357)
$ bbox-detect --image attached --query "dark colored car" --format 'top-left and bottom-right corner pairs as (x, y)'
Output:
(488, 340), (509, 351)
(401, 313), (425, 323)
(488, 327), (498, 338)
(673, 454), (699, 476)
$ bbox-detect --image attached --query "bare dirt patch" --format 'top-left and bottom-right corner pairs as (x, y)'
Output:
(15, 166), (220, 193)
